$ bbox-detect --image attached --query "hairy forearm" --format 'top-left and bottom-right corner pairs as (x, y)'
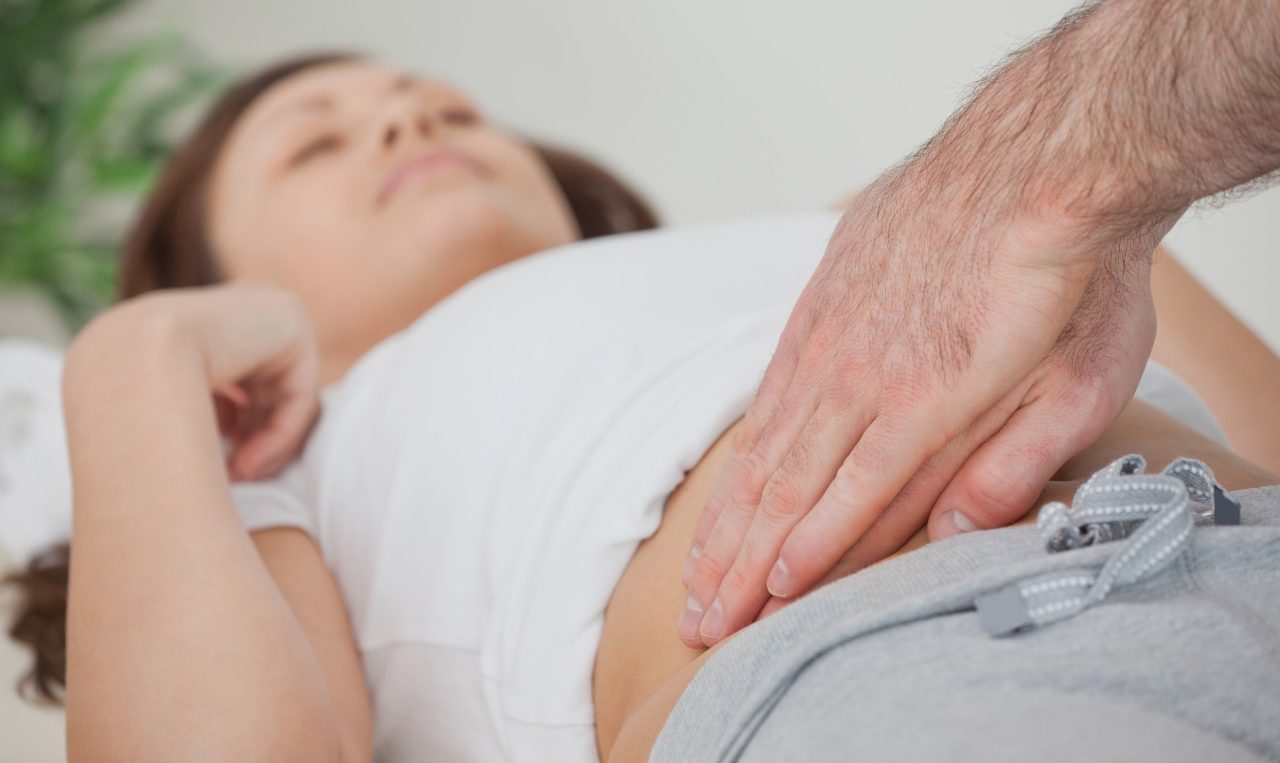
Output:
(913, 0), (1280, 234)
(62, 311), (345, 762)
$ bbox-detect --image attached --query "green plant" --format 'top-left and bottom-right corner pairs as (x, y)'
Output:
(0, 0), (222, 327)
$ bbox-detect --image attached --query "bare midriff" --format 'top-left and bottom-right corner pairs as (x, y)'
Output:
(591, 414), (1056, 759)
(591, 401), (1277, 761)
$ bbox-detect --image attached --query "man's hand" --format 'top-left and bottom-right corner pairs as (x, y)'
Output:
(678, 165), (1154, 646)
(751, 239), (1158, 622)
(679, 0), (1280, 648)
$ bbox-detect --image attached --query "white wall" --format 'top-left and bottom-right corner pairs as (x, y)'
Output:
(120, 0), (1279, 350)
(1, 6), (1276, 757)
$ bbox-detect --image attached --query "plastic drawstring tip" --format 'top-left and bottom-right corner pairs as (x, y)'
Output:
(1213, 485), (1241, 526)
(975, 586), (1033, 637)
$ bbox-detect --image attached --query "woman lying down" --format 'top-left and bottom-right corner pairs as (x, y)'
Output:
(10, 53), (1280, 762)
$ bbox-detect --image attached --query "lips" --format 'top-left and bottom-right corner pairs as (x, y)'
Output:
(377, 149), (482, 205)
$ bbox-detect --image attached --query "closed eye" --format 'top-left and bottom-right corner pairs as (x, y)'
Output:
(440, 108), (479, 126)
(288, 134), (344, 167)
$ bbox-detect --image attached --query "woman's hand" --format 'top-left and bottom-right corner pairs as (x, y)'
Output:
(62, 286), (359, 762)
(70, 283), (320, 482)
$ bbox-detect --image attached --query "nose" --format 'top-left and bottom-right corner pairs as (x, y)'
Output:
(380, 107), (433, 152)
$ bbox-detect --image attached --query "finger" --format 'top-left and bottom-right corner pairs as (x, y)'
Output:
(233, 341), (320, 480)
(227, 390), (271, 480)
(218, 383), (250, 409)
(927, 385), (1111, 539)
(213, 393), (241, 438)
(683, 337), (805, 586)
(213, 384), (249, 439)
(678, 391), (817, 647)
(231, 388), (319, 481)
(226, 391), (271, 479)
(771, 412), (941, 600)
(682, 413), (763, 587)
(234, 399), (308, 479)
(836, 380), (1032, 571)
(682, 339), (815, 593)
(831, 436), (983, 575)
(697, 406), (866, 645)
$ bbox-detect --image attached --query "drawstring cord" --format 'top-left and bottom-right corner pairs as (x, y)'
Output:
(975, 454), (1241, 638)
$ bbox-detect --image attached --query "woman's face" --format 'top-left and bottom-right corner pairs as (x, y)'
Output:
(208, 59), (580, 380)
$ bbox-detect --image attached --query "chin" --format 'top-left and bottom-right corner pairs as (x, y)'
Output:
(396, 180), (574, 263)
(366, 183), (575, 327)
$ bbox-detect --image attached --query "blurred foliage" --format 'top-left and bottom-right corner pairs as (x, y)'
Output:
(0, 0), (223, 327)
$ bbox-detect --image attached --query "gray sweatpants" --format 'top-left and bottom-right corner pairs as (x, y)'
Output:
(652, 473), (1280, 762)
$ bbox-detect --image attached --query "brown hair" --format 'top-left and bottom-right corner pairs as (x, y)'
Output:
(4, 51), (658, 705)
(4, 544), (68, 703)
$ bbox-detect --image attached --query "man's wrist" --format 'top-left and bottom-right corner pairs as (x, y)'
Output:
(915, 0), (1280, 241)
(1030, 0), (1280, 223)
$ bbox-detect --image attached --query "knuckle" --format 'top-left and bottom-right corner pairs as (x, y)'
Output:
(721, 563), (752, 599)
(728, 416), (761, 459)
(829, 342), (876, 393)
(759, 470), (807, 525)
(728, 450), (770, 509)
(1054, 372), (1101, 409)
(1080, 377), (1124, 422)
(963, 465), (1033, 524)
(887, 375), (935, 410)
(690, 551), (729, 592)
(794, 342), (832, 383)
(921, 421), (955, 458)
(789, 294), (827, 342)
(824, 461), (862, 514)
(737, 537), (781, 593)
(845, 432), (885, 475)
(697, 493), (725, 530)
(1038, 377), (1115, 443)
(817, 370), (858, 410)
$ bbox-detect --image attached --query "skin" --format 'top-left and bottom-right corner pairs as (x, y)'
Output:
(597, 399), (1279, 761)
(59, 57), (1280, 763)
(64, 290), (357, 761)
(1149, 252), (1280, 475)
(682, 0), (1280, 650)
(208, 60), (579, 387)
(65, 59), (579, 761)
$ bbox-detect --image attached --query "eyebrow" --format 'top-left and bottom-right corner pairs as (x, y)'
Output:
(261, 74), (418, 132)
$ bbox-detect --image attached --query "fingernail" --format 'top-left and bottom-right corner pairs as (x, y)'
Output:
(766, 558), (791, 598)
(681, 544), (702, 588)
(939, 510), (978, 537)
(677, 594), (703, 642)
(700, 598), (725, 642)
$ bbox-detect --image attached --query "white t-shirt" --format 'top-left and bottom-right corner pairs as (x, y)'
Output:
(227, 212), (1225, 762)
(228, 213), (837, 761)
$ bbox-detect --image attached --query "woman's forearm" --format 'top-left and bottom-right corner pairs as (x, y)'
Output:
(1150, 250), (1280, 475)
(63, 311), (348, 762)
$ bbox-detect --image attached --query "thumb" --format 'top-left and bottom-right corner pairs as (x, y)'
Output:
(927, 390), (1103, 539)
